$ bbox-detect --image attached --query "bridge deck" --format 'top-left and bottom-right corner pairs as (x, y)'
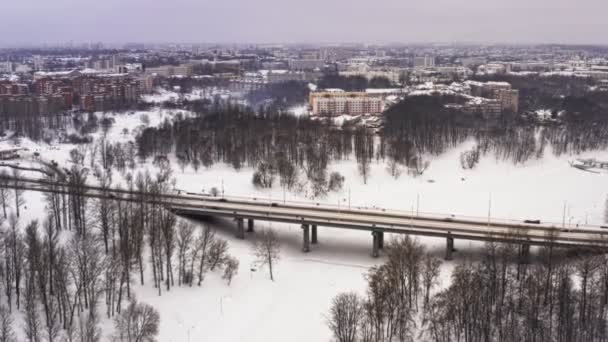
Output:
(5, 176), (608, 250)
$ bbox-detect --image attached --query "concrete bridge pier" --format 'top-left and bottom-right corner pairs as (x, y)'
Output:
(372, 231), (380, 258)
(247, 219), (254, 232)
(378, 231), (384, 249)
(302, 224), (310, 253)
(445, 234), (454, 261)
(235, 218), (245, 239)
(519, 243), (531, 264)
(311, 225), (318, 244)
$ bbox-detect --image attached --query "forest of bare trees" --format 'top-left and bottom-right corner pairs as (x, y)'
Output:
(0, 148), (240, 341)
(328, 234), (608, 342)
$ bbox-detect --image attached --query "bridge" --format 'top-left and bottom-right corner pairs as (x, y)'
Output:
(5, 176), (608, 260)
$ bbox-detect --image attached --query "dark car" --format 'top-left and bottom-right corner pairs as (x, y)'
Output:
(524, 219), (541, 224)
(271, 203), (279, 207)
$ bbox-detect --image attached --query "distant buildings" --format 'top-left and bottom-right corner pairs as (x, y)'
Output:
(288, 59), (325, 71)
(146, 64), (194, 77)
(85, 55), (120, 71)
(309, 90), (384, 116)
(33, 55), (45, 71)
(0, 61), (13, 74)
(266, 70), (320, 83)
(1, 67), (155, 115)
(340, 69), (401, 84)
(414, 56), (435, 69)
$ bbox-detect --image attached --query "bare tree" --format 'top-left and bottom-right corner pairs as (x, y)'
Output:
(253, 228), (281, 281)
(176, 221), (194, 286)
(0, 305), (15, 342)
(7, 214), (23, 310)
(23, 277), (42, 342)
(422, 253), (442, 308)
(0, 170), (12, 219)
(11, 169), (25, 218)
(113, 298), (160, 342)
(326, 292), (364, 342)
(195, 225), (215, 286)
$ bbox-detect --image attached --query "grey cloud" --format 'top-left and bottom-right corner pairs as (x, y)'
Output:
(1, 0), (606, 45)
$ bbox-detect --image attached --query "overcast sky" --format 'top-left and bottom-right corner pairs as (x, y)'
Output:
(2, 0), (606, 45)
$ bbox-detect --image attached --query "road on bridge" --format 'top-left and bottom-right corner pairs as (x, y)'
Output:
(4, 175), (608, 259)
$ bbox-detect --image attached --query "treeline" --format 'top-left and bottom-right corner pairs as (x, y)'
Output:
(0, 101), (155, 143)
(328, 235), (608, 342)
(135, 97), (608, 189)
(384, 95), (608, 165)
(161, 76), (231, 94)
(472, 74), (608, 121)
(0, 155), (239, 340)
(137, 105), (366, 196)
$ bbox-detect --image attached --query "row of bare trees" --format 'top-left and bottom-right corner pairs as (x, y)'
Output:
(328, 233), (608, 342)
(327, 235), (442, 342)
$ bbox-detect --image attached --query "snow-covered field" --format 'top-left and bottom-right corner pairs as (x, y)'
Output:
(2, 108), (608, 341)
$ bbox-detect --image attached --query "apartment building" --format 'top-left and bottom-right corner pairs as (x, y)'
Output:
(309, 91), (384, 116)
(466, 80), (519, 113)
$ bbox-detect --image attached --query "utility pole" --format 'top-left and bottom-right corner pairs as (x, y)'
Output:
(487, 193), (491, 227)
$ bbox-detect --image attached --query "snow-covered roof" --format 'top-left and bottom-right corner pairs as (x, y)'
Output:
(34, 69), (80, 78)
(81, 68), (100, 75)
(365, 88), (402, 94)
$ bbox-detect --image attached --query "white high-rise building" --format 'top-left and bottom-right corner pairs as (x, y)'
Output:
(414, 56), (435, 69)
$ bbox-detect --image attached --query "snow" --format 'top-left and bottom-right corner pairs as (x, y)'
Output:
(141, 87), (234, 104)
(2, 108), (608, 341)
(288, 104), (309, 117)
(365, 88), (403, 94)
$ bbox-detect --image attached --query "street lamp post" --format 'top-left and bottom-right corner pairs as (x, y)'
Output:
(562, 202), (567, 228)
(348, 187), (351, 210)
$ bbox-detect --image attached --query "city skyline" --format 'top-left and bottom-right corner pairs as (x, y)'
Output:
(2, 0), (607, 46)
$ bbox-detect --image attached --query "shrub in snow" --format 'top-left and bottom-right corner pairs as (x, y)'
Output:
(460, 147), (480, 170)
(328, 172), (345, 192)
(65, 133), (93, 144)
(223, 257), (239, 285)
(252, 162), (276, 188)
